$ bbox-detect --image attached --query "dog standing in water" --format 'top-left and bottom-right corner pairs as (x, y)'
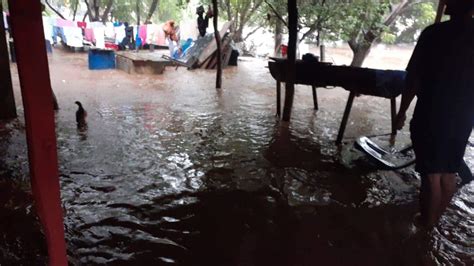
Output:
(75, 101), (87, 129)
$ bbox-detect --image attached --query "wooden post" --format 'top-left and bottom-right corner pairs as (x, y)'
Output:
(435, 0), (446, 23)
(281, 0), (297, 122)
(212, 0), (222, 89)
(8, 0), (67, 265)
(276, 81), (281, 116)
(0, 2), (17, 119)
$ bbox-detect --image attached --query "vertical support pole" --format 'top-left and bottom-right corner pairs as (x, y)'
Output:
(212, 0), (222, 89)
(8, 0), (67, 265)
(0, 2), (17, 119)
(336, 92), (356, 144)
(281, 0), (297, 122)
(320, 45), (326, 62)
(311, 85), (318, 110)
(435, 0), (446, 23)
(390, 97), (397, 135)
(276, 81), (281, 117)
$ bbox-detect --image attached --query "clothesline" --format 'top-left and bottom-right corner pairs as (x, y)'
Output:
(42, 17), (172, 49)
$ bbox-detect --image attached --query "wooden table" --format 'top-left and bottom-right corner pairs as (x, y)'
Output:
(268, 58), (403, 144)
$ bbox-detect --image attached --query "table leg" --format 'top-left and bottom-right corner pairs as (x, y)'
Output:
(312, 85), (319, 110)
(336, 92), (356, 144)
(390, 97), (397, 135)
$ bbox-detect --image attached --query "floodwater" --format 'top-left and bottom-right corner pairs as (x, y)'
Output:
(0, 49), (473, 265)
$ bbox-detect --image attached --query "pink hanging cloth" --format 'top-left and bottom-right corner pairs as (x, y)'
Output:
(84, 28), (95, 42)
(139, 25), (147, 44)
(56, 18), (74, 27)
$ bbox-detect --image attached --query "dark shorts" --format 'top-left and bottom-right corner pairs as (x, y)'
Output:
(410, 121), (469, 175)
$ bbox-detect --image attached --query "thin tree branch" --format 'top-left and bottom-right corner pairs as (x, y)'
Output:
(299, 24), (317, 43)
(45, 0), (66, 19)
(243, 25), (263, 41)
(264, 0), (287, 27)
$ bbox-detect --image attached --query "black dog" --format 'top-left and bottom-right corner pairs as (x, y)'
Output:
(75, 101), (87, 128)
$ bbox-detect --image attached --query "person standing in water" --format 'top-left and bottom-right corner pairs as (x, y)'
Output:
(396, 0), (474, 227)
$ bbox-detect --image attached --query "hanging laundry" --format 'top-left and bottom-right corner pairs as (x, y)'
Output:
(93, 27), (105, 48)
(114, 24), (126, 44)
(139, 25), (147, 45)
(104, 22), (115, 39)
(62, 27), (83, 47)
(89, 21), (104, 29)
(77, 21), (87, 29)
(56, 18), (75, 27)
(42, 16), (53, 43)
(84, 28), (95, 42)
(133, 26), (138, 40)
(146, 24), (158, 45)
(156, 27), (166, 46)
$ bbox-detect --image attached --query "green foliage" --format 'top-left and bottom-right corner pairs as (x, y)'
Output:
(112, 0), (135, 22)
(392, 1), (436, 43)
(218, 0), (265, 42)
(297, 0), (349, 44)
(156, 0), (184, 22)
(381, 32), (396, 44)
(340, 0), (392, 42)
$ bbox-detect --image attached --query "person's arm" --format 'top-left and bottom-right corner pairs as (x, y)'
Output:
(396, 26), (429, 130)
(395, 72), (419, 130)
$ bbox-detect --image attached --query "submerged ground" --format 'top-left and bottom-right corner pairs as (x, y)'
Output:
(0, 47), (473, 265)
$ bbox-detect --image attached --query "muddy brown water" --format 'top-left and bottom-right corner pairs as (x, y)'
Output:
(0, 49), (473, 265)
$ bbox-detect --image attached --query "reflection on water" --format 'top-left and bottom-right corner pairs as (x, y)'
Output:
(0, 52), (473, 265)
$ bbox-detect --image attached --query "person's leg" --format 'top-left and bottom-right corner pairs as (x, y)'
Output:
(420, 174), (442, 227)
(420, 173), (457, 227)
(439, 173), (457, 218)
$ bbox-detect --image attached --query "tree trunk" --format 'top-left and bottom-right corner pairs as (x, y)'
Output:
(350, 44), (371, 67)
(82, 10), (89, 22)
(72, 0), (79, 21)
(233, 27), (244, 43)
(93, 0), (100, 21)
(136, 0), (141, 25)
(274, 18), (282, 57)
(145, 0), (159, 24)
(347, 1), (411, 67)
(282, 0), (297, 122)
(45, 0), (66, 19)
(84, 0), (99, 21)
(212, 0), (222, 89)
(101, 0), (114, 22)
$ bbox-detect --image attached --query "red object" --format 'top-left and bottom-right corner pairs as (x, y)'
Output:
(8, 0), (67, 265)
(281, 44), (288, 57)
(105, 42), (119, 50)
(77, 21), (87, 29)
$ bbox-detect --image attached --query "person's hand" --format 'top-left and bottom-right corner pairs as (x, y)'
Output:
(395, 112), (407, 130)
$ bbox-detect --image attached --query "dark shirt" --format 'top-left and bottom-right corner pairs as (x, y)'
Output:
(407, 19), (474, 141)
(197, 15), (209, 37)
